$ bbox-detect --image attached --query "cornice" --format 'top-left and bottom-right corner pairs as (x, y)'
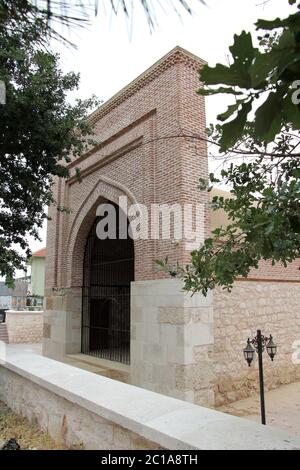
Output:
(88, 46), (206, 126)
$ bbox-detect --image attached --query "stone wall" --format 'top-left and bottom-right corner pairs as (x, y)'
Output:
(213, 281), (300, 406)
(131, 279), (300, 408)
(131, 279), (214, 407)
(6, 311), (43, 344)
(43, 288), (82, 358)
(1, 347), (299, 450)
(0, 368), (160, 450)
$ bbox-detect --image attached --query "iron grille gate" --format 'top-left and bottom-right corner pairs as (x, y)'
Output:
(81, 205), (134, 365)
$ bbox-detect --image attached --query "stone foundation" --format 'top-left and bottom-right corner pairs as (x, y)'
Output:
(43, 287), (82, 358)
(0, 367), (160, 450)
(1, 347), (299, 450)
(131, 279), (214, 406)
(42, 279), (300, 409)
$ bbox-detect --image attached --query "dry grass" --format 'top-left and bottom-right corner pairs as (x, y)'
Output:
(0, 401), (68, 450)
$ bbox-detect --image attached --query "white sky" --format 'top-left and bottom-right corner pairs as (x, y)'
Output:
(28, 0), (292, 255)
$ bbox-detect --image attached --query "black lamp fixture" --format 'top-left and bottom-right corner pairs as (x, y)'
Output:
(266, 335), (277, 361)
(243, 330), (277, 425)
(243, 339), (255, 367)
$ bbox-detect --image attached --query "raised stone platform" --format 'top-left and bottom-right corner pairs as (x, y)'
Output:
(0, 345), (299, 450)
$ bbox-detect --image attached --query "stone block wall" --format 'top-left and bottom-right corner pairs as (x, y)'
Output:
(0, 368), (161, 450)
(1, 348), (299, 450)
(213, 281), (300, 406)
(6, 311), (43, 344)
(131, 279), (215, 407)
(43, 287), (82, 358)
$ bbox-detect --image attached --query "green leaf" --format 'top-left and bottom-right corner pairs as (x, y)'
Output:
(198, 178), (209, 190)
(219, 100), (252, 151)
(289, 216), (300, 233)
(254, 92), (282, 142)
(250, 50), (280, 88)
(283, 95), (300, 129)
(75, 167), (82, 183)
(155, 259), (165, 268)
(200, 32), (258, 95)
(250, 31), (297, 88)
(197, 86), (244, 96)
(200, 63), (251, 88)
(261, 238), (273, 258)
(264, 222), (274, 235)
(217, 99), (245, 122)
(292, 168), (300, 178)
(263, 187), (275, 197)
(256, 12), (300, 33)
(277, 29), (296, 49)
(229, 31), (256, 71)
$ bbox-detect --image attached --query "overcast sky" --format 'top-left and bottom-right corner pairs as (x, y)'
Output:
(28, 0), (292, 255)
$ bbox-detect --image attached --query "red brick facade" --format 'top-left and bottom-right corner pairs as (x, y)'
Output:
(45, 47), (209, 290)
(45, 46), (300, 292)
(43, 47), (300, 406)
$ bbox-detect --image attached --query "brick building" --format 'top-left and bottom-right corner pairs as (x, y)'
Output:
(44, 47), (300, 407)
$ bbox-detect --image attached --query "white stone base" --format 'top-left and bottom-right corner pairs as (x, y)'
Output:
(131, 279), (215, 406)
(43, 287), (82, 359)
(1, 346), (299, 450)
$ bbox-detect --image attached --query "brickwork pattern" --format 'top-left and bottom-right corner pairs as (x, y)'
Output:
(43, 46), (300, 406)
(45, 47), (208, 290)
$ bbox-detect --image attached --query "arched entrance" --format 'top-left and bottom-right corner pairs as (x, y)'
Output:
(81, 203), (134, 364)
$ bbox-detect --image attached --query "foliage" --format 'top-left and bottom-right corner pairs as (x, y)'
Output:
(0, 0), (98, 285)
(198, 6), (300, 150)
(31, 0), (204, 32)
(159, 1), (300, 295)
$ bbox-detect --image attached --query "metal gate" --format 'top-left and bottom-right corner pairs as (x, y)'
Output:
(81, 204), (134, 364)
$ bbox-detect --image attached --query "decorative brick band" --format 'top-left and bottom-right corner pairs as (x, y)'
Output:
(236, 277), (300, 284)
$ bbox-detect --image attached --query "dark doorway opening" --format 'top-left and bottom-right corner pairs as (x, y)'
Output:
(81, 203), (134, 364)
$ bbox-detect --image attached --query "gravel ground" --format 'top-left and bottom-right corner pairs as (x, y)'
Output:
(0, 401), (68, 450)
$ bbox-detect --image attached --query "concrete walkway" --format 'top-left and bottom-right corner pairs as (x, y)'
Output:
(218, 381), (300, 437)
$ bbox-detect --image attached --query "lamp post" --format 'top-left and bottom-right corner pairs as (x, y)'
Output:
(243, 330), (277, 425)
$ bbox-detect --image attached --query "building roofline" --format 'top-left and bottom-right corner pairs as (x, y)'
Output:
(31, 248), (46, 258)
(88, 46), (206, 126)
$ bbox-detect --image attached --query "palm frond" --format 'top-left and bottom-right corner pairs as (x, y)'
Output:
(32, 0), (206, 31)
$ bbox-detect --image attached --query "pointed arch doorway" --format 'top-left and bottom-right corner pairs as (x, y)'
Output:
(81, 202), (134, 365)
